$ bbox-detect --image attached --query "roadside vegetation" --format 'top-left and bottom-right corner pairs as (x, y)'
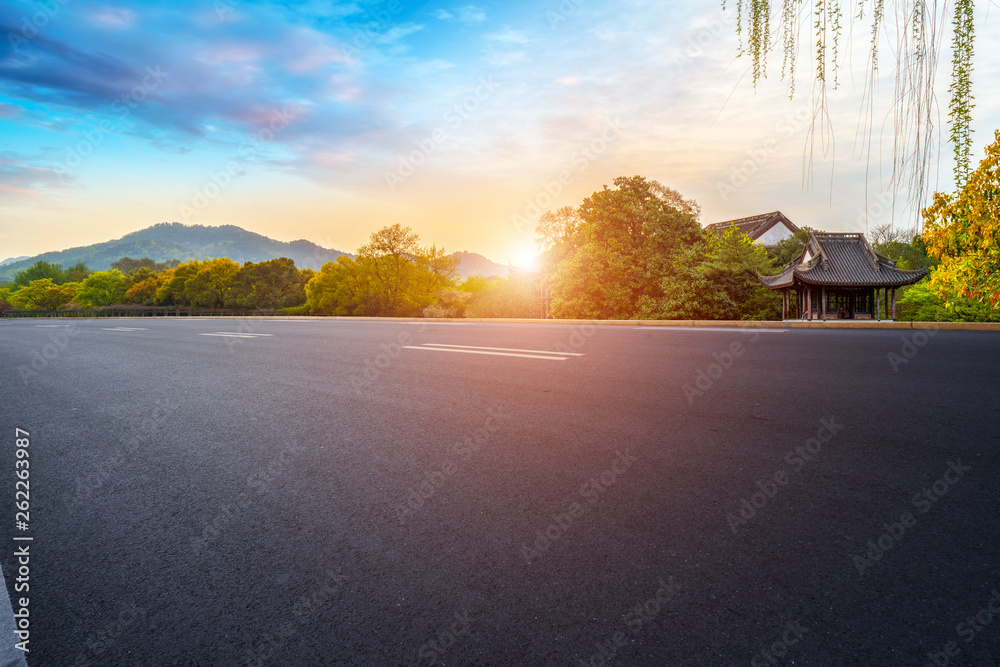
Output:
(3, 134), (998, 321)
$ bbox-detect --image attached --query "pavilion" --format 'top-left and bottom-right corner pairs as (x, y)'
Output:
(758, 232), (929, 320)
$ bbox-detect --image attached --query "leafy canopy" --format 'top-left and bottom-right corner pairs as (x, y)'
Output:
(922, 129), (1000, 313)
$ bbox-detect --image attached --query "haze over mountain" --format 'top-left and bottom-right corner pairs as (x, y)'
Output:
(0, 223), (507, 282)
(0, 223), (347, 281)
(452, 251), (507, 279)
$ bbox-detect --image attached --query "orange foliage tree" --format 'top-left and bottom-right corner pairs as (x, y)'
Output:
(922, 130), (1000, 313)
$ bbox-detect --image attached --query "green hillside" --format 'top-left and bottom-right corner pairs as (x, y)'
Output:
(0, 223), (350, 281)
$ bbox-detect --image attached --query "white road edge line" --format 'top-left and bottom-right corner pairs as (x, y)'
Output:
(422, 343), (584, 356)
(402, 346), (570, 361)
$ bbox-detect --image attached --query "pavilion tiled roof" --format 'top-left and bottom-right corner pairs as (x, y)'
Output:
(705, 211), (798, 241)
(758, 232), (929, 288)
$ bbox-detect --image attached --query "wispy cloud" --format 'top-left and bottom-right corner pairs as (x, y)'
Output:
(88, 7), (136, 29)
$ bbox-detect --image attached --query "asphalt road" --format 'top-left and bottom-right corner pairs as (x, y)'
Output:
(1, 317), (998, 666)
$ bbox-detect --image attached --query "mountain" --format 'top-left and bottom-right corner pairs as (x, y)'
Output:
(0, 256), (29, 266)
(453, 251), (507, 280)
(0, 223), (350, 281)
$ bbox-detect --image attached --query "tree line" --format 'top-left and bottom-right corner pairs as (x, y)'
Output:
(2, 134), (997, 321)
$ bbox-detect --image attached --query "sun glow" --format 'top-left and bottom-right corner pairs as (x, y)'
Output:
(514, 250), (539, 272)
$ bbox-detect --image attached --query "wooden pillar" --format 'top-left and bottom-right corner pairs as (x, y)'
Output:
(875, 288), (881, 321)
(891, 287), (897, 320)
(821, 286), (826, 319)
(807, 286), (812, 320)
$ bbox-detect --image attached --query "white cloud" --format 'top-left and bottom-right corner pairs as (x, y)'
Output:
(90, 7), (136, 29)
(408, 59), (458, 76)
(488, 28), (530, 45)
(457, 5), (487, 23)
(433, 9), (454, 20)
(377, 24), (425, 44)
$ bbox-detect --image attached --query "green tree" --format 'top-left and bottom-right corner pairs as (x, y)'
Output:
(184, 258), (239, 308)
(111, 257), (180, 274)
(8, 279), (76, 310)
(155, 261), (204, 305)
(76, 270), (129, 307)
(226, 258), (308, 310)
(124, 277), (162, 304)
(64, 262), (91, 283)
(766, 226), (818, 268)
(306, 256), (379, 315)
(546, 176), (703, 319)
(922, 129), (1000, 314)
(357, 224), (423, 316)
(14, 261), (65, 286)
(305, 228), (459, 317)
(698, 226), (780, 320)
(410, 244), (461, 312)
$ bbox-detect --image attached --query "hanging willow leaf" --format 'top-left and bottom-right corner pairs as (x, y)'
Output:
(726, 0), (977, 234)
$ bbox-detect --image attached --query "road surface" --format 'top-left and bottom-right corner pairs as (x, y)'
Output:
(0, 318), (997, 666)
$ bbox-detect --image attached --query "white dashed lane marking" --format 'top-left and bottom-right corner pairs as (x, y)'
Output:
(403, 343), (581, 361)
(199, 332), (275, 338)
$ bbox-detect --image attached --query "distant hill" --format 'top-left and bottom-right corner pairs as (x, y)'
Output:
(453, 251), (507, 280)
(0, 223), (350, 281)
(0, 256), (29, 266)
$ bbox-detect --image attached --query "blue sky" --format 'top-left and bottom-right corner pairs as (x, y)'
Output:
(1, 0), (998, 262)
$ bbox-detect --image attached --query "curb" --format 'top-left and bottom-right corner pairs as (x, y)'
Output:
(4, 315), (1000, 331)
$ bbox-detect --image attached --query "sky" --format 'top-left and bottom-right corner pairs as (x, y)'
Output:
(1, 0), (998, 264)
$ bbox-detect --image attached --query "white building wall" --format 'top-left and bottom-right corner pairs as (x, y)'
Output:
(755, 222), (795, 246)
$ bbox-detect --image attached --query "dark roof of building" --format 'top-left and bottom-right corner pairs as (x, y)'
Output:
(758, 232), (929, 288)
(705, 211), (799, 241)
